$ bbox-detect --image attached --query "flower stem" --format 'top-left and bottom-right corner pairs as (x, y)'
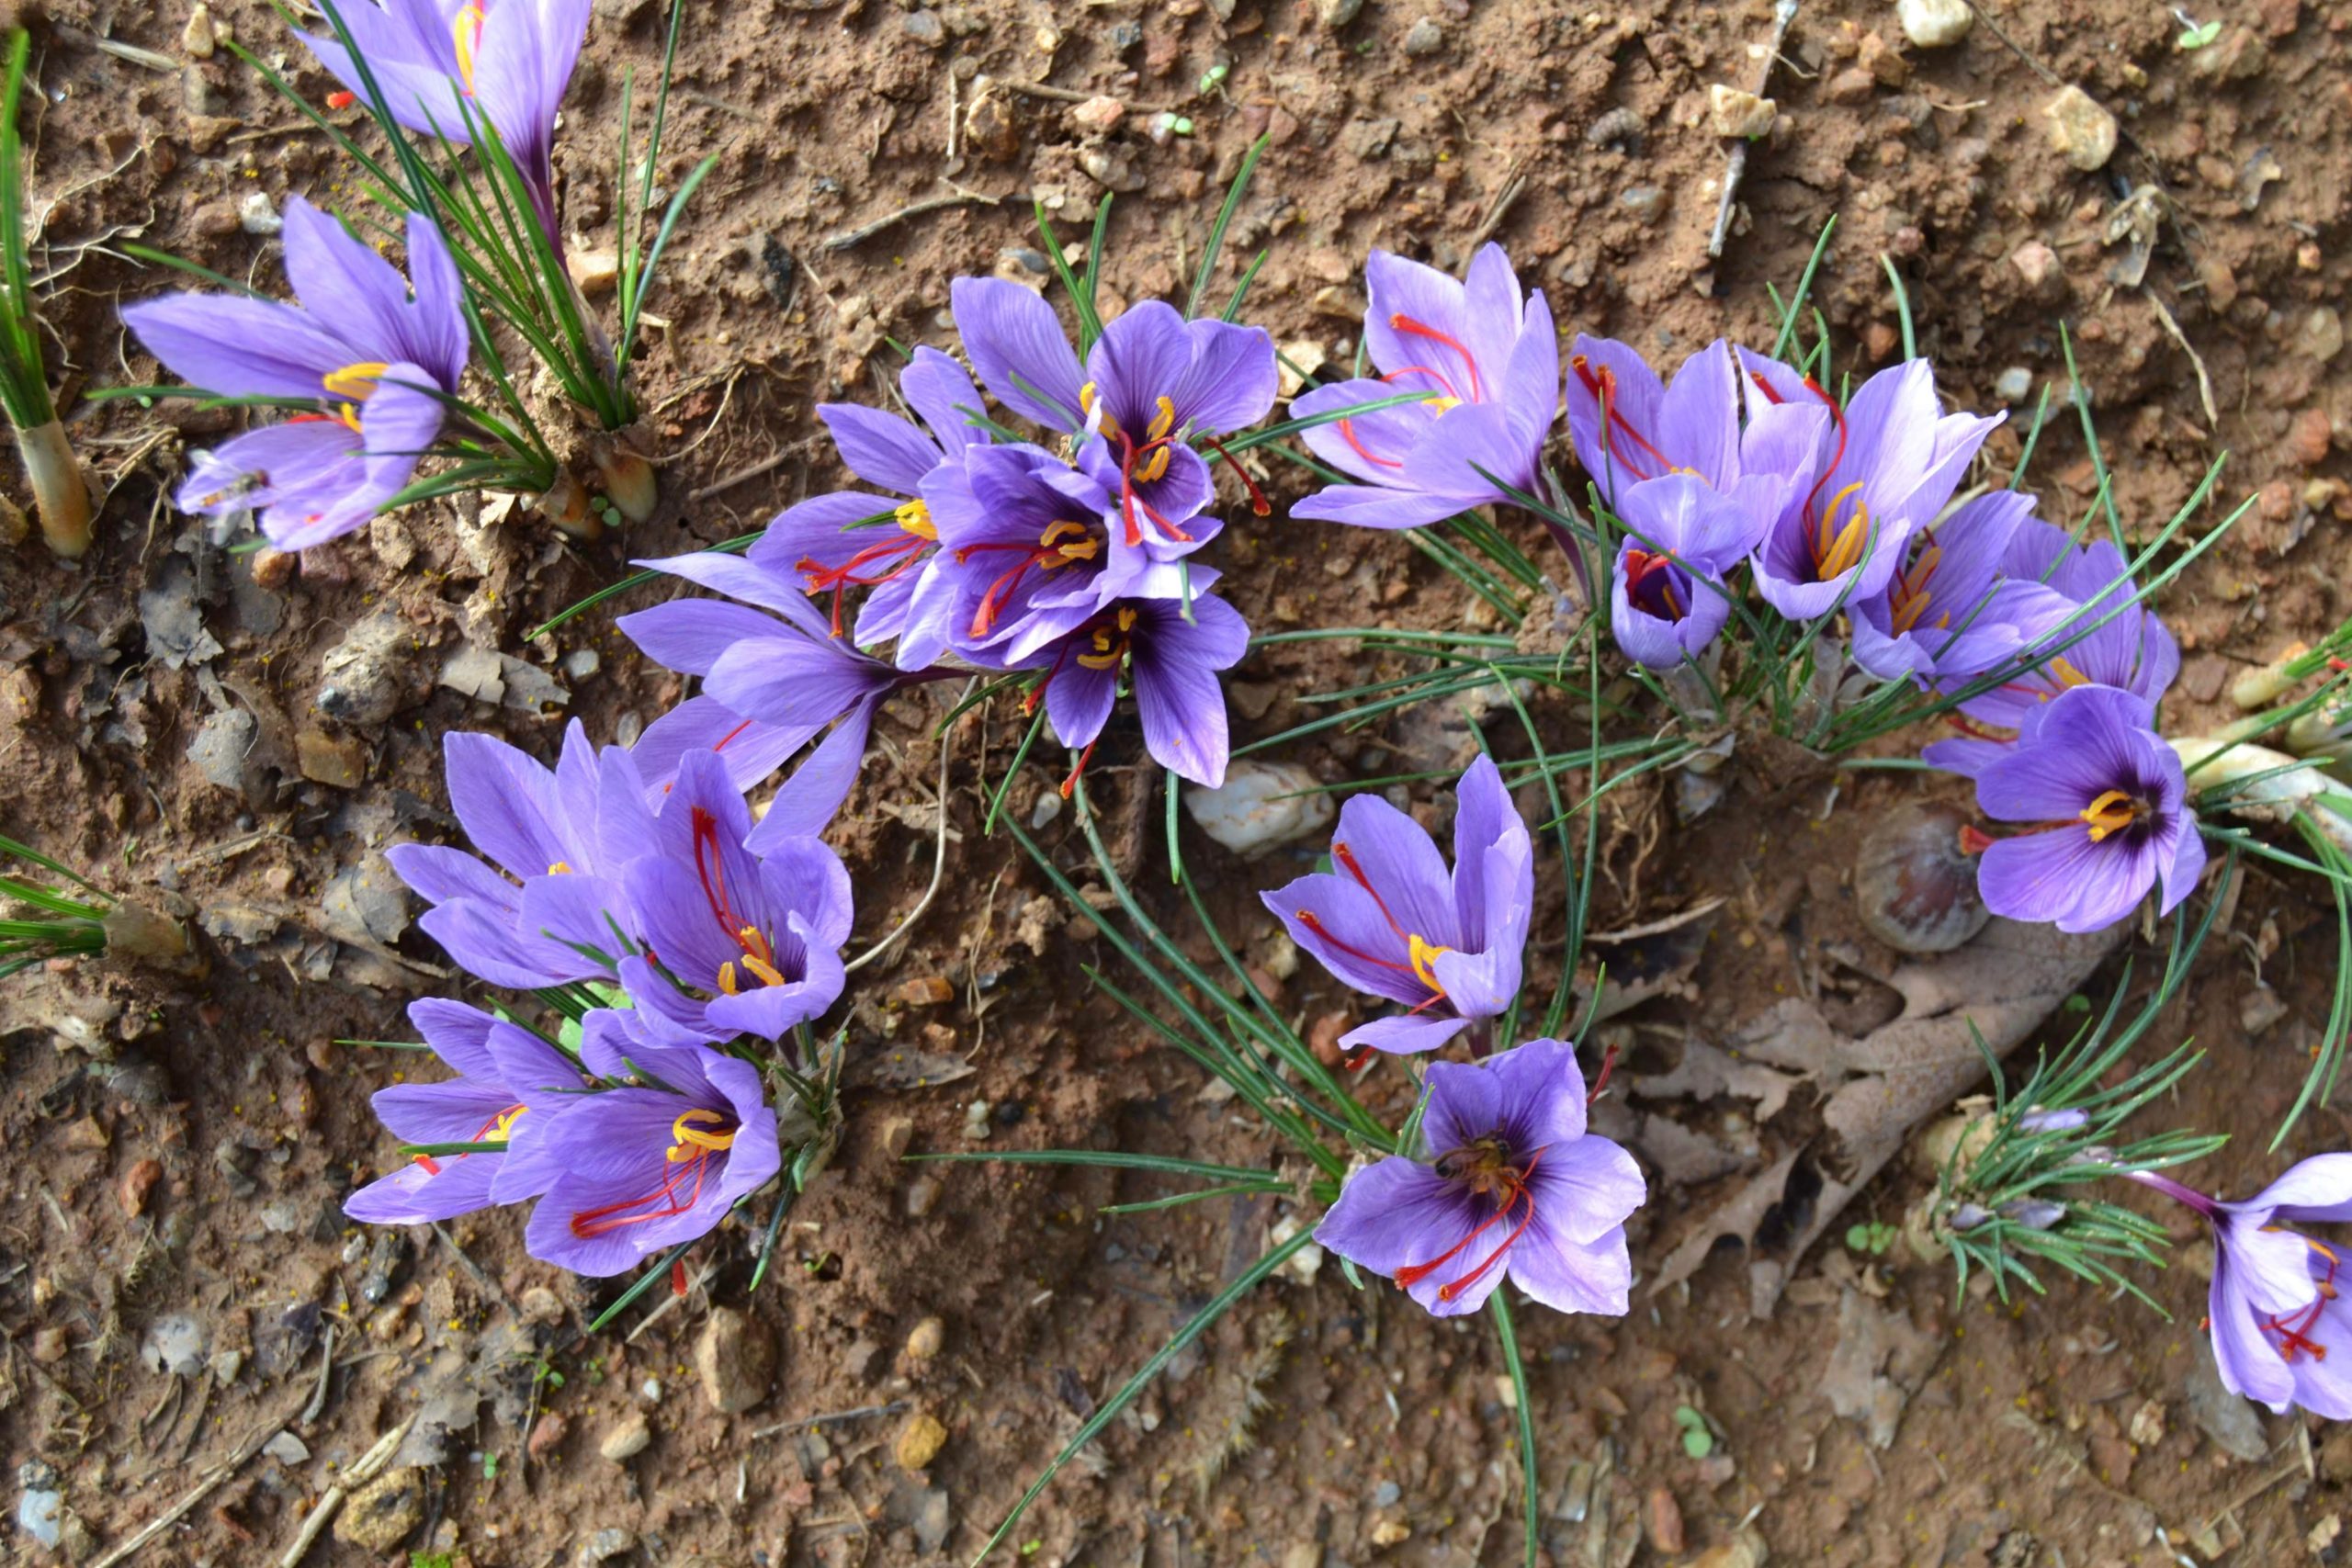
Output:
(17, 418), (90, 558)
(2123, 1167), (2217, 1218)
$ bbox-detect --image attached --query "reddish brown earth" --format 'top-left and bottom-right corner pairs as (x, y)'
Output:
(3, 0), (2351, 1563)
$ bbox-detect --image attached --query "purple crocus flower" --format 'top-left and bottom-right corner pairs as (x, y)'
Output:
(1740, 352), (2002, 622)
(525, 1013), (781, 1277)
(1291, 245), (1558, 532)
(1017, 588), (1250, 791)
(1970, 683), (2204, 933)
(613, 749), (853, 1046)
(949, 276), (1272, 559)
(1316, 1038), (1645, 1317)
(1564, 335), (1825, 525)
(122, 198), (467, 551)
(618, 550), (957, 839)
(922, 441), (1185, 664)
(2128, 1157), (2352, 1419)
(384, 720), (654, 989)
(300, 0), (590, 244)
(1849, 490), (2041, 682)
(761, 347), (991, 668)
(345, 998), (582, 1224)
(1262, 756), (1532, 1055)
(1608, 473), (1772, 671)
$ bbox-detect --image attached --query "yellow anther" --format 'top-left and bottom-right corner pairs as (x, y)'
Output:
(548, 860), (574, 874)
(894, 498), (937, 540)
(1135, 446), (1173, 484)
(1146, 395), (1177, 442)
(665, 1108), (738, 1162)
(1889, 544), (1944, 633)
(2046, 656), (2092, 692)
(2077, 789), (2141, 843)
(1039, 519), (1100, 562)
(1425, 396), (1463, 416)
(741, 953), (788, 988)
(322, 360), (390, 400)
(1813, 482), (1871, 581)
(1408, 933), (1453, 993)
(452, 2), (486, 94)
(489, 1105), (526, 1143)
(718, 960), (740, 996)
(1080, 380), (1121, 441)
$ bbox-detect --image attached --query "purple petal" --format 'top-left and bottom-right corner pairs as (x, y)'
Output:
(1506, 1219), (1634, 1316)
(820, 402), (941, 494)
(951, 276), (1087, 431)
(900, 345), (990, 452)
(618, 600), (793, 679)
(1169, 318), (1278, 436)
(1338, 1013), (1472, 1055)
(122, 292), (348, 400)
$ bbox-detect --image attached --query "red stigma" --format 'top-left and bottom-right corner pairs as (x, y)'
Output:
(1295, 909), (1418, 979)
(1571, 356), (1681, 482)
(1585, 1043), (1620, 1105)
(713, 718), (754, 754)
(1333, 841), (1409, 941)
(1397, 1146), (1549, 1302)
(325, 90), (356, 109)
(797, 535), (927, 638)
(1747, 370), (1786, 405)
(413, 1154), (443, 1176)
(671, 1257), (690, 1296)
(1622, 547), (1688, 619)
(570, 1150), (717, 1239)
(1057, 736), (1101, 800)
(1389, 314), (1484, 402)
(1202, 434), (1272, 516)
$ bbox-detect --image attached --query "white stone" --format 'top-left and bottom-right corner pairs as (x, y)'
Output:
(1707, 85), (1777, 140)
(238, 190), (282, 236)
(1182, 761), (1334, 858)
(1895, 0), (1972, 49)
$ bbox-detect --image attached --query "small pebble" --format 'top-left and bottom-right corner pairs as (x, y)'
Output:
(901, 9), (944, 44)
(1706, 85), (1776, 139)
(1182, 761), (1334, 858)
(526, 1412), (570, 1461)
(263, 1430), (311, 1466)
(579, 1528), (638, 1565)
(2041, 85), (2118, 172)
(1896, 0), (1973, 48)
(183, 3), (217, 59)
(238, 190), (283, 236)
(598, 1411), (652, 1461)
(1645, 1484), (1687, 1553)
(694, 1307), (776, 1416)
(1318, 0), (1363, 25)
(1993, 367), (2034, 404)
(895, 1411), (950, 1471)
(561, 648), (601, 681)
(905, 1315), (945, 1360)
(961, 1099), (993, 1141)
(1401, 16), (1443, 54)
(2297, 306), (2345, 364)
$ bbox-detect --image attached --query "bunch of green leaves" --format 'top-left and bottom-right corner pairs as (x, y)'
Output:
(0, 31), (53, 439)
(1930, 886), (2229, 1309)
(246, 0), (710, 437)
(0, 832), (111, 979)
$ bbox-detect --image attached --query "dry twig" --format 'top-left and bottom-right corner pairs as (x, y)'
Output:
(1708, 0), (1801, 259)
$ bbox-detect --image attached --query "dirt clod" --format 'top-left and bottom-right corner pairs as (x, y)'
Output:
(895, 1410), (949, 1471)
(694, 1306), (775, 1415)
(597, 1411), (651, 1461)
(334, 1468), (424, 1553)
(1645, 1483), (1686, 1553)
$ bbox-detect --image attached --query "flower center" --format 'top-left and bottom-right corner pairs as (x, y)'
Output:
(452, 2), (486, 95)
(956, 517), (1104, 638)
(688, 806), (796, 996)
(797, 512), (933, 637)
(1398, 1144), (1548, 1303)
(1622, 547), (1689, 621)
(1075, 605), (1139, 671)
(1809, 481), (1871, 581)
(895, 498), (937, 540)
(322, 360), (390, 401)
(567, 1108), (739, 1239)
(1389, 313), (1484, 403)
(2076, 789), (2146, 843)
(410, 1101), (527, 1176)
(1888, 541), (1951, 634)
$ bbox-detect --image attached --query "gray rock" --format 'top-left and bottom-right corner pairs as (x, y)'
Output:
(579, 1527), (639, 1563)
(263, 1431), (311, 1466)
(901, 9), (944, 44)
(139, 556), (222, 670)
(1182, 761), (1334, 858)
(2185, 1337), (2268, 1460)
(141, 1313), (209, 1378)
(16, 1462), (61, 1550)
(187, 708), (262, 795)
(561, 648), (602, 681)
(319, 859), (413, 948)
(1319, 0), (1363, 25)
(315, 611), (425, 726)
(1620, 185), (1667, 223)
(1401, 16), (1443, 54)
(1993, 367), (2034, 404)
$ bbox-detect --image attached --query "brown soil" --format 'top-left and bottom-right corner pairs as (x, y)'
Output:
(3, 0), (2351, 1564)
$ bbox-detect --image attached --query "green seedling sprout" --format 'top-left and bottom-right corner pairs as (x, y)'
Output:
(0, 33), (92, 558)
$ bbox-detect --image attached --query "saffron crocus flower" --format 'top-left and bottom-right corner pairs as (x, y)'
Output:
(1849, 490), (2041, 682)
(1564, 335), (1825, 524)
(614, 749), (853, 1046)
(762, 347), (991, 667)
(300, 0), (590, 244)
(526, 1014), (781, 1277)
(1291, 245), (1559, 532)
(1262, 756), (1532, 1055)
(950, 276), (1272, 558)
(345, 998), (582, 1224)
(1608, 473), (1772, 671)
(2128, 1156), (2352, 1419)
(1740, 352), (2002, 622)
(1018, 588), (1250, 790)
(619, 549), (958, 835)
(1971, 682), (2203, 933)
(1317, 1038), (1645, 1317)
(384, 720), (654, 989)
(122, 198), (467, 550)
(923, 441), (1185, 663)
